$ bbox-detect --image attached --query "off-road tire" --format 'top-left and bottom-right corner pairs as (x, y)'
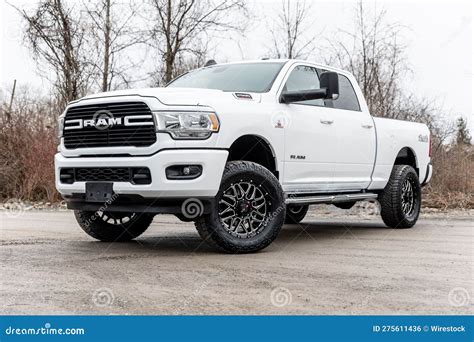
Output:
(195, 161), (285, 253)
(75, 210), (154, 242)
(378, 165), (421, 228)
(284, 205), (309, 224)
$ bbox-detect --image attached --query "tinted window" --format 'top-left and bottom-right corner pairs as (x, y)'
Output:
(167, 62), (285, 92)
(283, 65), (324, 106)
(331, 75), (360, 111)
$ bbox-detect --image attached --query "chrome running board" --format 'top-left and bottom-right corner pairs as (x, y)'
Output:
(285, 192), (378, 205)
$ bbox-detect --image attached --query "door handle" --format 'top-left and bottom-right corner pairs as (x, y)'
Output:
(320, 119), (334, 125)
(361, 124), (373, 129)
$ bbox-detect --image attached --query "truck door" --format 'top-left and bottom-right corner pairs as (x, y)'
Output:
(280, 64), (339, 193)
(320, 72), (376, 190)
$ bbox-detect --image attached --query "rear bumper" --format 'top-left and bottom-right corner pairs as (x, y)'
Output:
(421, 162), (433, 186)
(55, 149), (228, 198)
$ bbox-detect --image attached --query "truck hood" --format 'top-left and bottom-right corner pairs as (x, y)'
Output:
(80, 87), (261, 106)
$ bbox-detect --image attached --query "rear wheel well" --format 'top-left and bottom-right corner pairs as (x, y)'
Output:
(227, 135), (278, 179)
(394, 147), (418, 176)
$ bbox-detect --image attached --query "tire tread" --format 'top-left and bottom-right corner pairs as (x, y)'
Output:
(195, 160), (285, 253)
(75, 210), (153, 242)
(379, 165), (420, 228)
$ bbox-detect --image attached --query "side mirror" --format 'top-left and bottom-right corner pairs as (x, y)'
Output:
(280, 88), (327, 103)
(280, 71), (340, 104)
(320, 71), (339, 100)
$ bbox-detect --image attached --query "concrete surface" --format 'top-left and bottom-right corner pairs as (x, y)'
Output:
(0, 209), (472, 315)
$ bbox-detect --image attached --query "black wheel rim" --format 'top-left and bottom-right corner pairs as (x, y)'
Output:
(98, 211), (137, 225)
(218, 180), (270, 238)
(401, 177), (418, 217)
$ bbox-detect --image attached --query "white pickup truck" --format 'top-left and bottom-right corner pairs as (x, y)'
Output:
(55, 59), (433, 253)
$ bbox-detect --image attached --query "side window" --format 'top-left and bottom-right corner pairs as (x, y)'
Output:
(283, 65), (324, 106)
(332, 74), (361, 111)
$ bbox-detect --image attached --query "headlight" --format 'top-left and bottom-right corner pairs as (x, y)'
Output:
(57, 116), (64, 138)
(154, 111), (219, 139)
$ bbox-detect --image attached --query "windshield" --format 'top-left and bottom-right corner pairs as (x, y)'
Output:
(167, 62), (285, 92)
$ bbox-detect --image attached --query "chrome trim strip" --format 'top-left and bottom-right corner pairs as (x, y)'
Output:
(285, 193), (378, 205)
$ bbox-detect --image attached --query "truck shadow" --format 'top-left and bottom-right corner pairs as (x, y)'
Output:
(81, 220), (389, 255)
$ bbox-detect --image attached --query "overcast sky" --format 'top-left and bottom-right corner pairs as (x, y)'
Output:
(0, 0), (472, 131)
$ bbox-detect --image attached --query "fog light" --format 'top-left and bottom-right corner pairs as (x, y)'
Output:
(131, 168), (152, 185)
(166, 165), (202, 180)
(59, 168), (75, 184)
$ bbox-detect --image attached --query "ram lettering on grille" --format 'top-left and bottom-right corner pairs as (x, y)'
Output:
(62, 102), (156, 149)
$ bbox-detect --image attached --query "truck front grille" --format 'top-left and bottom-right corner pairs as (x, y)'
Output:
(63, 102), (156, 149)
(60, 167), (151, 184)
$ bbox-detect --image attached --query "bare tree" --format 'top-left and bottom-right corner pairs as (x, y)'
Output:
(329, 2), (407, 119)
(331, 1), (409, 118)
(454, 117), (472, 146)
(328, 2), (461, 152)
(15, 0), (92, 105)
(268, 0), (315, 59)
(83, 0), (147, 91)
(148, 0), (246, 84)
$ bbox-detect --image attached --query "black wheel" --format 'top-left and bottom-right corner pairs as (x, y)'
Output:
(195, 161), (285, 253)
(378, 165), (421, 228)
(285, 205), (309, 224)
(74, 210), (154, 242)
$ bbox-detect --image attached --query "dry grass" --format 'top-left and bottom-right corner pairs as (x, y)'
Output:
(424, 144), (474, 209)
(0, 93), (60, 202)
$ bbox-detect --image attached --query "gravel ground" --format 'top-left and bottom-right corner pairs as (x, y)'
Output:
(0, 206), (472, 315)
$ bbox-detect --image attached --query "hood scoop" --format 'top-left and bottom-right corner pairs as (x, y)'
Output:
(233, 92), (253, 100)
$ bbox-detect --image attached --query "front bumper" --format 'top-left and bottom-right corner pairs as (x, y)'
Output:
(55, 149), (228, 198)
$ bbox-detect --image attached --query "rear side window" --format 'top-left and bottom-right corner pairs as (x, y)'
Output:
(331, 74), (360, 111)
(283, 65), (324, 106)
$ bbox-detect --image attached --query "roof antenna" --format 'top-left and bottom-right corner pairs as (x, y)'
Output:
(204, 59), (217, 67)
